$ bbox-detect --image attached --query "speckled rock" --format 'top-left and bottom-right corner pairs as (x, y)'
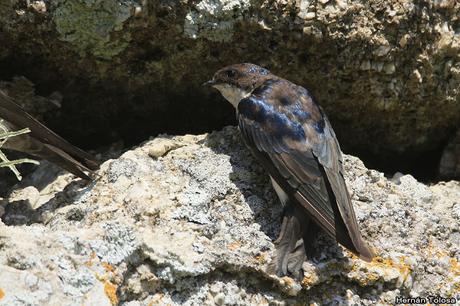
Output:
(1, 127), (459, 305)
(0, 0), (458, 176)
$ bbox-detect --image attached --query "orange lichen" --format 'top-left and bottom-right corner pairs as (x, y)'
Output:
(348, 256), (413, 287)
(281, 276), (295, 287)
(422, 240), (436, 257)
(227, 241), (242, 251)
(426, 249), (460, 295)
(452, 281), (460, 294)
(301, 273), (319, 287)
(254, 252), (268, 264)
(85, 252), (97, 267)
(435, 250), (449, 258)
(449, 258), (460, 276)
(104, 281), (118, 305)
(344, 249), (359, 260)
(357, 272), (381, 287)
(148, 294), (166, 306)
(102, 262), (116, 274)
(0, 288), (4, 299)
(370, 256), (411, 278)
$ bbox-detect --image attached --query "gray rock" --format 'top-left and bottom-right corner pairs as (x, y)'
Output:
(0, 0), (459, 170)
(0, 127), (459, 305)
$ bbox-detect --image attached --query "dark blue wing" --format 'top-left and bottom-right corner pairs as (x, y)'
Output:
(237, 80), (373, 260)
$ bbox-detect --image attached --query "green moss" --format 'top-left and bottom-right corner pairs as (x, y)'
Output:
(53, 0), (135, 59)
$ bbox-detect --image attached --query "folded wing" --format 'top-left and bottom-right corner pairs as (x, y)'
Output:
(237, 80), (373, 260)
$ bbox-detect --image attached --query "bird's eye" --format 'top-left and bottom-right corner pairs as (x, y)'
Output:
(225, 69), (236, 78)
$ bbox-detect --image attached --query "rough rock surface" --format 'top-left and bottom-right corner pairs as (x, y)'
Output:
(0, 0), (459, 174)
(1, 127), (459, 305)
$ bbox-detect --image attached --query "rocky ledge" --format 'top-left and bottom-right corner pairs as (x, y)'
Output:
(0, 127), (459, 305)
(1, 0), (459, 174)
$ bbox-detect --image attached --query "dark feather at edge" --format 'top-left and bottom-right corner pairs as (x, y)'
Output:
(0, 90), (99, 179)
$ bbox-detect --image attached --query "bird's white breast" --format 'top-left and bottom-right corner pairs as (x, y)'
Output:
(213, 84), (251, 108)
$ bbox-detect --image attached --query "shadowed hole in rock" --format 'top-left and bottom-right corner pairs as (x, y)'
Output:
(0, 56), (454, 185)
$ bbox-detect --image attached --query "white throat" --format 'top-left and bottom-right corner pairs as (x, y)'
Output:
(213, 84), (251, 108)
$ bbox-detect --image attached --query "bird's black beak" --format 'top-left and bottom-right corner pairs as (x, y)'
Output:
(202, 79), (216, 86)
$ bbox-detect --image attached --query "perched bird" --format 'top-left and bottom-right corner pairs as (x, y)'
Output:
(206, 63), (374, 277)
(0, 90), (99, 180)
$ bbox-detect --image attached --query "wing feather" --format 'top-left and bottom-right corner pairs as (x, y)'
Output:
(237, 81), (373, 260)
(0, 90), (99, 179)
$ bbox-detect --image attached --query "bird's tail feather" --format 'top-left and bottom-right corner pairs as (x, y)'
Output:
(0, 90), (99, 178)
(40, 144), (96, 180)
(268, 202), (319, 279)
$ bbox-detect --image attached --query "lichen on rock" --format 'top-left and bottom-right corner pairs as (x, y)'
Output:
(0, 127), (459, 305)
(184, 0), (252, 41)
(52, 0), (139, 59)
(0, 0), (459, 177)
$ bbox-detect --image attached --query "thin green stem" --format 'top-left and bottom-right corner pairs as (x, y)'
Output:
(0, 125), (39, 181)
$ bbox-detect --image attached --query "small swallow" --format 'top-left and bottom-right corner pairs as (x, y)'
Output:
(206, 63), (374, 277)
(0, 90), (99, 180)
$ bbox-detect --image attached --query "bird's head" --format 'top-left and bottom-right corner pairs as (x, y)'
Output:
(205, 63), (273, 108)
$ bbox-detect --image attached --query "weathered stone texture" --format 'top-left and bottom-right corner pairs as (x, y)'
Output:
(0, 127), (459, 305)
(0, 0), (458, 173)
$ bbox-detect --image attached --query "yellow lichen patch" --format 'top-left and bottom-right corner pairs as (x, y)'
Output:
(104, 281), (118, 305)
(350, 256), (412, 286)
(395, 256), (411, 282)
(301, 273), (319, 287)
(95, 272), (105, 282)
(435, 250), (449, 258)
(148, 293), (165, 305)
(370, 256), (411, 278)
(452, 281), (460, 294)
(254, 252), (268, 264)
(281, 276), (295, 287)
(369, 256), (386, 265)
(422, 240), (435, 258)
(450, 258), (460, 275)
(0, 288), (4, 299)
(102, 262), (116, 274)
(356, 271), (381, 287)
(423, 241), (450, 260)
(422, 248), (460, 295)
(344, 249), (359, 260)
(227, 241), (242, 251)
(85, 251), (97, 267)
